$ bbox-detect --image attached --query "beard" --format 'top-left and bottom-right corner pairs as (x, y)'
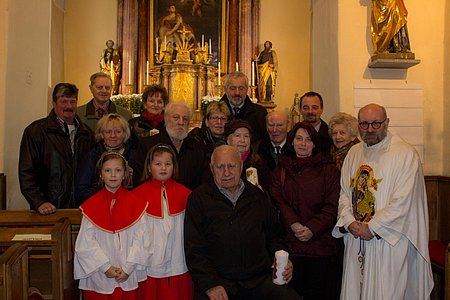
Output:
(166, 125), (188, 141)
(361, 127), (387, 146)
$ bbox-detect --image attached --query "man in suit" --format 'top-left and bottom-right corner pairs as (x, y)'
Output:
(77, 72), (132, 131)
(220, 71), (268, 143)
(299, 91), (333, 157)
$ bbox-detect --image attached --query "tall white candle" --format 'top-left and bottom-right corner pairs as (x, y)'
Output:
(110, 61), (114, 75)
(201, 34), (205, 49)
(164, 35), (167, 51)
(217, 62), (221, 85)
(146, 61), (149, 85)
(209, 39), (212, 54)
(128, 60), (132, 84)
(251, 61), (255, 86)
(155, 38), (159, 53)
(236, 62), (239, 72)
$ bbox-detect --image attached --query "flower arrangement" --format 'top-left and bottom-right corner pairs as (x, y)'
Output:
(200, 95), (221, 117)
(110, 94), (144, 115)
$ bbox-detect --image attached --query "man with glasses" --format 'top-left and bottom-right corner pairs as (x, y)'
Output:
(332, 103), (433, 299)
(220, 71), (268, 143)
(185, 145), (300, 300)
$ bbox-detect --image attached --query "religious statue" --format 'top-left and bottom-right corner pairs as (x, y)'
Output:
(257, 41), (278, 102)
(371, 0), (411, 54)
(99, 40), (121, 94)
(290, 93), (301, 125)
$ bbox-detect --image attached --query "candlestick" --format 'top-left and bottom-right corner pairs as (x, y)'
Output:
(146, 61), (149, 85)
(209, 39), (212, 54)
(128, 60), (132, 85)
(251, 61), (255, 86)
(235, 62), (239, 72)
(201, 34), (205, 49)
(217, 62), (221, 85)
(155, 38), (159, 53)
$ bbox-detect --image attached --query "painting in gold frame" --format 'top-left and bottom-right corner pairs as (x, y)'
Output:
(149, 0), (227, 69)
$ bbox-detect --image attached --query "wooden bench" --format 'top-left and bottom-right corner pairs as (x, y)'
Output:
(0, 218), (76, 300)
(0, 243), (29, 300)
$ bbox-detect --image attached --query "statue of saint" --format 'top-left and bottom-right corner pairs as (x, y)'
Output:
(99, 40), (121, 94)
(290, 93), (301, 125)
(371, 0), (411, 54)
(257, 41), (278, 102)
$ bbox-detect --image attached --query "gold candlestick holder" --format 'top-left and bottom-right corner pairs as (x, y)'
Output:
(126, 84), (134, 96)
(215, 84), (224, 97)
(250, 85), (257, 100)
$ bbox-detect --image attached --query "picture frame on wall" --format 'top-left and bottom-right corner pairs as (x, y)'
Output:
(149, 0), (227, 68)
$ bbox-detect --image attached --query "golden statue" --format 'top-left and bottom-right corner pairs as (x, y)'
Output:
(290, 93), (301, 125)
(257, 41), (278, 102)
(100, 40), (121, 94)
(371, 0), (411, 54)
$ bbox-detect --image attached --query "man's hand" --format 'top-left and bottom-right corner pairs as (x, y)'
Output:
(37, 202), (56, 215)
(348, 221), (362, 238)
(115, 268), (129, 283)
(104, 266), (121, 278)
(206, 285), (228, 300)
(358, 223), (374, 241)
(282, 259), (293, 283)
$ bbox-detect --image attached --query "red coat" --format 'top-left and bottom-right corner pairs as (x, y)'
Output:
(269, 153), (340, 257)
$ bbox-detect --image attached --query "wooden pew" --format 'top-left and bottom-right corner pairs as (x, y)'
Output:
(0, 243), (29, 300)
(0, 218), (76, 300)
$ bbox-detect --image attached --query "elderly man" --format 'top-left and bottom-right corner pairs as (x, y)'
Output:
(130, 101), (208, 189)
(299, 91), (333, 157)
(220, 71), (268, 143)
(333, 103), (433, 299)
(19, 83), (94, 214)
(185, 145), (300, 300)
(255, 110), (293, 171)
(78, 72), (132, 131)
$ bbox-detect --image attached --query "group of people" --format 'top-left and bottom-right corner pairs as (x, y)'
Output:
(18, 70), (433, 299)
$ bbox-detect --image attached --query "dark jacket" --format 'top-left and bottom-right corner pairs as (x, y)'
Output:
(74, 139), (138, 206)
(188, 126), (226, 159)
(269, 153), (340, 257)
(128, 115), (165, 139)
(220, 95), (268, 143)
(77, 99), (132, 132)
(254, 136), (294, 171)
(18, 110), (95, 210)
(184, 180), (286, 294)
(129, 127), (209, 190)
(317, 119), (333, 158)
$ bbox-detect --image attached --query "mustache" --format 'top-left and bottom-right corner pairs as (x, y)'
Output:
(63, 108), (74, 113)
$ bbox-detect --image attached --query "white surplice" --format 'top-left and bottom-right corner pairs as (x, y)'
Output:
(74, 216), (148, 293)
(333, 131), (434, 300)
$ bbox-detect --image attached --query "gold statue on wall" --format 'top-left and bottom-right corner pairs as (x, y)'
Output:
(371, 0), (410, 54)
(257, 41), (278, 102)
(100, 40), (121, 94)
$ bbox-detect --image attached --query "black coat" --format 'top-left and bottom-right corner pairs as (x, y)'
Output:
(130, 127), (209, 190)
(184, 180), (286, 294)
(18, 110), (94, 209)
(220, 95), (268, 143)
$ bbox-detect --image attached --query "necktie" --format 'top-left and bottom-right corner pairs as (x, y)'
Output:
(96, 108), (106, 119)
(275, 146), (282, 155)
(233, 107), (240, 117)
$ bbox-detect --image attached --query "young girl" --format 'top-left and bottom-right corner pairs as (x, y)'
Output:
(132, 143), (193, 300)
(74, 151), (148, 300)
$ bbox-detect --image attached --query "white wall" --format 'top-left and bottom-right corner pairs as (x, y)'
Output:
(64, 0), (118, 104)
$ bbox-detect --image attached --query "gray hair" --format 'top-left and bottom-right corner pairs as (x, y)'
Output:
(224, 71), (249, 89)
(328, 112), (358, 138)
(164, 101), (193, 120)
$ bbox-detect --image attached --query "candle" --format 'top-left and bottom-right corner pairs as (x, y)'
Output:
(110, 60), (114, 75)
(201, 34), (205, 49)
(236, 62), (239, 72)
(128, 60), (132, 85)
(251, 61), (255, 86)
(217, 62), (221, 85)
(209, 39), (212, 54)
(146, 61), (149, 85)
(155, 38), (159, 53)
(164, 35), (167, 51)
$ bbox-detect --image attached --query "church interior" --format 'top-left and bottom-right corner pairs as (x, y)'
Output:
(0, 0), (450, 299)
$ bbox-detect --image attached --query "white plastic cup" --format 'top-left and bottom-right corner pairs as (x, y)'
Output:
(273, 250), (289, 285)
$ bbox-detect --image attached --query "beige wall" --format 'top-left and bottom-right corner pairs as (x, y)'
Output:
(65, 0), (118, 104)
(260, 0), (311, 113)
(0, 0), (8, 172)
(444, 1), (450, 175)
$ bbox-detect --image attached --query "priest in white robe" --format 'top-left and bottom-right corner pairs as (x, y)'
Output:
(333, 103), (433, 300)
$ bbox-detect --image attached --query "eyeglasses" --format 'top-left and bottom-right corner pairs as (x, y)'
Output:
(358, 119), (387, 130)
(209, 116), (227, 122)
